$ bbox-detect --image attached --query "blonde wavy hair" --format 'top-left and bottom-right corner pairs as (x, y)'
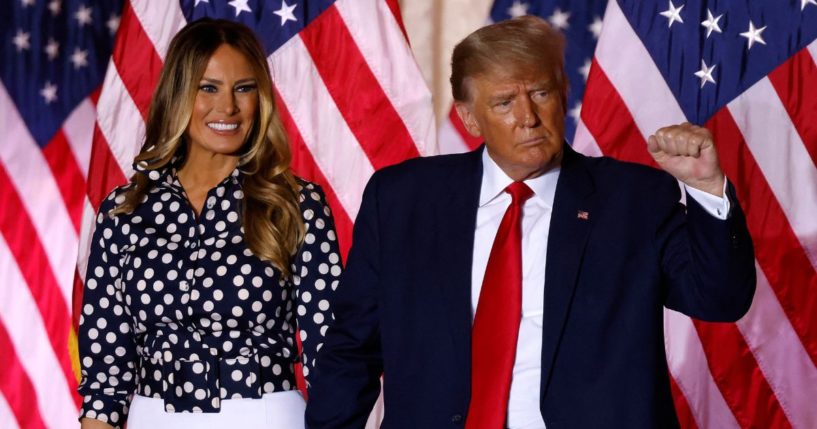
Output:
(112, 18), (304, 276)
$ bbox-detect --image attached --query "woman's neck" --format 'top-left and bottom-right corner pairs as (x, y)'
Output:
(177, 149), (241, 191)
(176, 148), (241, 217)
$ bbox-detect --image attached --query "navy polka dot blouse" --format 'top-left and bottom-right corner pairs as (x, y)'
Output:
(77, 163), (341, 428)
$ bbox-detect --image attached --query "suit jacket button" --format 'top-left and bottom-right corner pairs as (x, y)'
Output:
(451, 414), (463, 423)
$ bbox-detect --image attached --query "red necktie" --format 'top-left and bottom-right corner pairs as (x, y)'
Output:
(466, 182), (533, 429)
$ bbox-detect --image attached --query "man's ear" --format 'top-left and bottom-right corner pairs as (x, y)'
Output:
(454, 102), (482, 138)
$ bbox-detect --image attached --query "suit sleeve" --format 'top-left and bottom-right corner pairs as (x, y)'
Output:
(658, 177), (756, 322)
(305, 175), (384, 428)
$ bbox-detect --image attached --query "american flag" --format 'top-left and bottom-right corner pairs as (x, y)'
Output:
(1, 0), (123, 427)
(0, 0), (434, 427)
(439, 0), (817, 427)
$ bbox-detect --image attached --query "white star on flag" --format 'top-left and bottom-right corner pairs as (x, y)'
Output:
(40, 81), (58, 104)
(228, 0), (252, 17)
(107, 14), (121, 35)
(507, 1), (529, 18)
(549, 8), (571, 30)
(75, 4), (93, 26)
(194, 0), (209, 6)
(45, 39), (60, 60)
(569, 102), (582, 122)
(659, 1), (684, 28)
(12, 29), (31, 51)
(579, 59), (591, 81)
(802, 0), (817, 10)
(48, 0), (61, 16)
(740, 21), (767, 50)
(701, 9), (723, 38)
(694, 59), (716, 88)
(70, 47), (89, 69)
(274, 1), (298, 26)
(588, 17), (603, 39)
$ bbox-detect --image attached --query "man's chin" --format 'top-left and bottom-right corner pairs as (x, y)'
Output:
(524, 149), (563, 172)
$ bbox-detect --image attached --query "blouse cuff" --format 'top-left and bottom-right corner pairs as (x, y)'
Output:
(79, 394), (129, 429)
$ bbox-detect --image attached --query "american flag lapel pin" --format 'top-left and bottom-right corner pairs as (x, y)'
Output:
(577, 210), (589, 220)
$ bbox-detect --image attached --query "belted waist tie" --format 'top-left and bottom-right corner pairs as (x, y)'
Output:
(135, 328), (298, 413)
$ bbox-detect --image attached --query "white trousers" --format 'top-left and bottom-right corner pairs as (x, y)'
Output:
(126, 391), (306, 429)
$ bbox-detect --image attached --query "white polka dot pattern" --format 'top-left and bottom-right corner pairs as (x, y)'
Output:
(77, 166), (341, 428)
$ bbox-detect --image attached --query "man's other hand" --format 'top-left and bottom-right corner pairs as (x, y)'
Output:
(648, 122), (725, 197)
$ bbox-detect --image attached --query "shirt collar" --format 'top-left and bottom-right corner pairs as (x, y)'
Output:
(479, 147), (561, 208)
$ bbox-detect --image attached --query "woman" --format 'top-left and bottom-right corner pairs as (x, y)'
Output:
(78, 19), (342, 429)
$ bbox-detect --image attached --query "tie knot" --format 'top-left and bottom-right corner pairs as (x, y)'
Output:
(505, 181), (534, 204)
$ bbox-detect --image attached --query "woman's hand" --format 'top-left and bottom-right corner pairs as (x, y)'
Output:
(80, 417), (115, 429)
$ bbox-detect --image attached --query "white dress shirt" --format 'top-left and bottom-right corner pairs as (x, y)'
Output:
(470, 149), (729, 429)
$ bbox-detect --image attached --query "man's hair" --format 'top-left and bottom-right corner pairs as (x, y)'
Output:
(450, 15), (567, 105)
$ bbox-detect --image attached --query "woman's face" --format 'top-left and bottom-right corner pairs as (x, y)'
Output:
(186, 44), (259, 157)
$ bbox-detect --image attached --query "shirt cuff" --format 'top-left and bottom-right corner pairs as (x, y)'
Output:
(79, 394), (129, 429)
(684, 179), (730, 220)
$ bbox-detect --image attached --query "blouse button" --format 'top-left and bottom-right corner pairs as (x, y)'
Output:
(206, 199), (215, 209)
(180, 280), (190, 292)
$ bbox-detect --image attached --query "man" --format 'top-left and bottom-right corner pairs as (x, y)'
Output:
(305, 16), (755, 429)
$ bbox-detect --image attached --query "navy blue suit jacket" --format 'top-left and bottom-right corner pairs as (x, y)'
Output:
(305, 145), (755, 428)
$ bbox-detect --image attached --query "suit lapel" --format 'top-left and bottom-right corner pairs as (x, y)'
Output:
(433, 147), (483, 373)
(540, 145), (597, 399)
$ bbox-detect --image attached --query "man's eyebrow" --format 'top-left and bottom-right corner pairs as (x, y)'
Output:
(528, 81), (553, 91)
(488, 90), (516, 102)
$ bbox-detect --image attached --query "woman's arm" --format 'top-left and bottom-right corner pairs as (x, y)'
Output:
(291, 183), (344, 383)
(77, 191), (138, 429)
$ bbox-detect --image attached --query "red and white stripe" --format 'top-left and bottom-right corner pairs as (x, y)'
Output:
(0, 235), (79, 428)
(0, 76), (84, 428)
(435, 0), (817, 427)
(270, 34), (376, 222)
(1, 0), (432, 427)
(62, 99), (96, 179)
(0, 390), (19, 429)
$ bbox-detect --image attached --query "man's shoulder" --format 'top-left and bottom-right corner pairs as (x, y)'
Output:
(372, 150), (479, 187)
(581, 153), (676, 191)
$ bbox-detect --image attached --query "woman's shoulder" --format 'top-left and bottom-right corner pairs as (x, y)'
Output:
(97, 183), (132, 212)
(88, 184), (139, 242)
(294, 177), (327, 204)
(95, 181), (151, 223)
(293, 177), (335, 227)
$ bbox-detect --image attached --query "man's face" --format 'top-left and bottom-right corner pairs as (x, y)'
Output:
(456, 65), (565, 181)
